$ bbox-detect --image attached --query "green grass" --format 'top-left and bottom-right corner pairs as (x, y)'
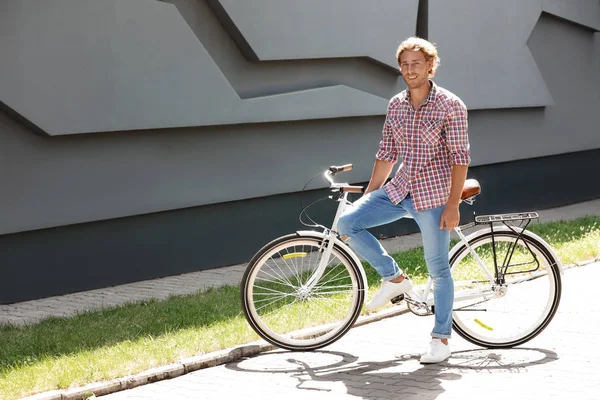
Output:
(528, 216), (600, 265)
(1, 216), (599, 399)
(0, 286), (258, 399)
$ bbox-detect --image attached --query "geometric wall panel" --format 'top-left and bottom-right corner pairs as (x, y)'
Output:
(211, 0), (419, 69)
(0, 0), (392, 136)
(468, 12), (600, 167)
(164, 0), (407, 101)
(542, 0), (600, 31)
(429, 0), (555, 110)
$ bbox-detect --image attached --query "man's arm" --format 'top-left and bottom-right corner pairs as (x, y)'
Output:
(439, 164), (468, 230)
(369, 100), (399, 194)
(365, 159), (395, 194)
(440, 100), (471, 230)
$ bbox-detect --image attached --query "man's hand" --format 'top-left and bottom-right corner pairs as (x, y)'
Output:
(440, 203), (460, 230)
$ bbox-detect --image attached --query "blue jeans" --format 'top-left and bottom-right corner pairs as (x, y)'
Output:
(337, 188), (454, 339)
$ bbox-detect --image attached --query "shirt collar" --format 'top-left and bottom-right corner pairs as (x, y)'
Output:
(401, 80), (437, 106)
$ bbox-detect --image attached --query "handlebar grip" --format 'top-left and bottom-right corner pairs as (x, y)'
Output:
(329, 164), (353, 174)
(343, 186), (364, 193)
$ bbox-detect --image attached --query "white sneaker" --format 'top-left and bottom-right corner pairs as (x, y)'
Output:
(365, 277), (413, 311)
(419, 338), (451, 364)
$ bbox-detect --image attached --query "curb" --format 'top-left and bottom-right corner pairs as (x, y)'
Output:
(21, 258), (600, 399)
(21, 305), (410, 400)
(22, 342), (275, 400)
(572, 256), (600, 267)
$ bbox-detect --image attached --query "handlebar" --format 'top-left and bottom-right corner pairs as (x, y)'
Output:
(324, 164), (363, 194)
(328, 164), (353, 175)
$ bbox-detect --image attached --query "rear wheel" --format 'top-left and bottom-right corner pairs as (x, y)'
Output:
(450, 229), (561, 348)
(241, 234), (364, 351)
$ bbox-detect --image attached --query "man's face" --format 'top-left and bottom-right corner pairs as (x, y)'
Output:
(399, 50), (432, 90)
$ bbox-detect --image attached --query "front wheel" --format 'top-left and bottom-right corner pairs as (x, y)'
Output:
(450, 228), (562, 348)
(241, 234), (365, 351)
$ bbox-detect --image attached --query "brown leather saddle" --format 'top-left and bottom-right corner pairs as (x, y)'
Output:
(461, 179), (481, 202)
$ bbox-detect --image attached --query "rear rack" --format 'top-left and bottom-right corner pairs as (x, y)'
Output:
(475, 212), (539, 225)
(463, 211), (542, 285)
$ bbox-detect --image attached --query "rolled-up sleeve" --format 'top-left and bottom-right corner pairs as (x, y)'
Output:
(375, 103), (399, 163)
(446, 100), (471, 165)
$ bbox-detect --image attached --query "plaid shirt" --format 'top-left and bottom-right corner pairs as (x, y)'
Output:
(376, 81), (470, 212)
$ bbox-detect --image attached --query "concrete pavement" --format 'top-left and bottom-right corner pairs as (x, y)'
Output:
(98, 262), (600, 400)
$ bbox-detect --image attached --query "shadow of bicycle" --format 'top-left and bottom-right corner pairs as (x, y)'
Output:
(226, 347), (558, 399)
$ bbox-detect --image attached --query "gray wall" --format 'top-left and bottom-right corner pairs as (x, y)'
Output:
(1, 0), (599, 303)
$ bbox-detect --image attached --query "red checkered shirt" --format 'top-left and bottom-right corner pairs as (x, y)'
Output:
(376, 81), (471, 212)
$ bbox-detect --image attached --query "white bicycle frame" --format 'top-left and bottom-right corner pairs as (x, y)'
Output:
(298, 170), (563, 308)
(301, 184), (364, 295)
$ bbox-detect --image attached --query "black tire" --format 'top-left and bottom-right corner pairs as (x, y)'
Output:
(241, 233), (365, 351)
(450, 229), (562, 348)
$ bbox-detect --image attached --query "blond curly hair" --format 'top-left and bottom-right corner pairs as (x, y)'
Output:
(396, 37), (440, 77)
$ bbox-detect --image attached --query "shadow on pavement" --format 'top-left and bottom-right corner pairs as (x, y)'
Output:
(226, 347), (558, 399)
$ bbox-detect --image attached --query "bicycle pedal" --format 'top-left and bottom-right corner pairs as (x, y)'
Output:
(391, 294), (405, 304)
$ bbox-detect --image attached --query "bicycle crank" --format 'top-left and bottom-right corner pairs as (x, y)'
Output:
(391, 294), (434, 316)
(407, 297), (434, 316)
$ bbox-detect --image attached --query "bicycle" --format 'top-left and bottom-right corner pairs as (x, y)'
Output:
(241, 164), (563, 351)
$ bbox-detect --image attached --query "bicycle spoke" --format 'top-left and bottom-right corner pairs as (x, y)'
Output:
(254, 294), (296, 314)
(263, 258), (296, 288)
(277, 247), (305, 285)
(252, 289), (292, 298)
(243, 236), (363, 350)
(254, 272), (296, 288)
(450, 230), (561, 348)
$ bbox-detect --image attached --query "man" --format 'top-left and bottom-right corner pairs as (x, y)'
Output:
(337, 37), (470, 364)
